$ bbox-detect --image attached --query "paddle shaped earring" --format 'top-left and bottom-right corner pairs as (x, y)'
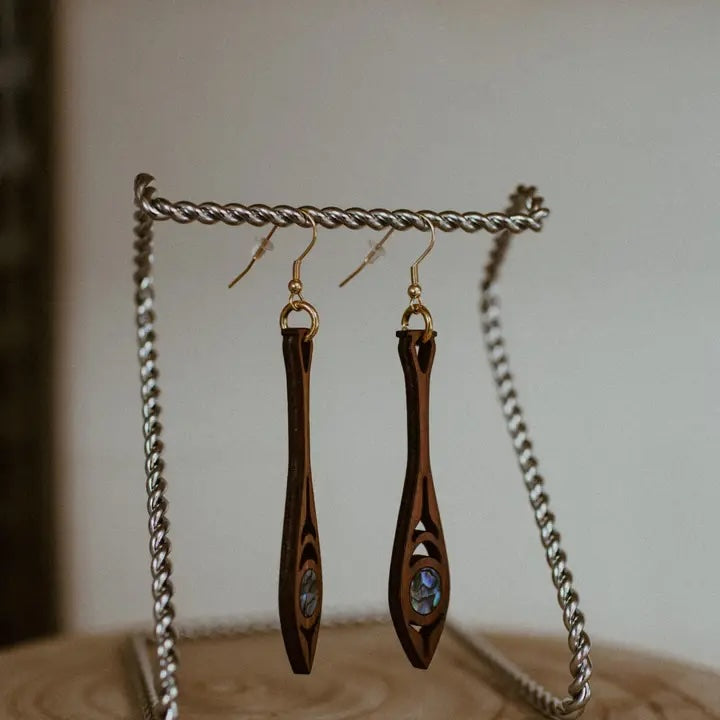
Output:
(340, 216), (450, 668)
(229, 214), (323, 674)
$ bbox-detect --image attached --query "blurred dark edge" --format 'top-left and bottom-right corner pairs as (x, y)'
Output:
(0, 0), (58, 645)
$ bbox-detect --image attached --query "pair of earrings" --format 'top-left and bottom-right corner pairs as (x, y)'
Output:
(229, 213), (449, 674)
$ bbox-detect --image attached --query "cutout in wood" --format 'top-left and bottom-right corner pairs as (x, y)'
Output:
(300, 335), (312, 372)
(414, 542), (429, 557)
(413, 337), (434, 374)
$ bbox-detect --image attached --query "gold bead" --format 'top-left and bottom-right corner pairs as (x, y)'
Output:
(288, 279), (303, 295)
(408, 283), (422, 299)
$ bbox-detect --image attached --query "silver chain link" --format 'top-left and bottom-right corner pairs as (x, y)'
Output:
(131, 175), (590, 720)
(466, 187), (593, 718)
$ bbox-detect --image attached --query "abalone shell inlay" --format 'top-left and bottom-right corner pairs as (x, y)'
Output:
(410, 567), (441, 616)
(299, 568), (318, 618)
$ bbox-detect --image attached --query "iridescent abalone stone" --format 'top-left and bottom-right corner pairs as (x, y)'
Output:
(409, 567), (441, 615)
(299, 568), (318, 617)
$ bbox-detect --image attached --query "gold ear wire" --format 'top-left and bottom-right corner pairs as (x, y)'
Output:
(408, 213), (435, 289)
(338, 214), (436, 342)
(228, 213), (320, 340)
(280, 211), (320, 341)
(228, 211), (318, 291)
(287, 211), (317, 299)
(338, 214), (436, 289)
(228, 225), (278, 289)
(402, 213), (436, 342)
(338, 227), (395, 287)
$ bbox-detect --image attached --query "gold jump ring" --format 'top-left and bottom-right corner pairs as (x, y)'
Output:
(401, 304), (434, 343)
(279, 300), (319, 341)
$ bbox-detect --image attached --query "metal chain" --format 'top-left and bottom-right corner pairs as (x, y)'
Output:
(131, 175), (590, 720)
(134, 173), (548, 234)
(464, 186), (593, 719)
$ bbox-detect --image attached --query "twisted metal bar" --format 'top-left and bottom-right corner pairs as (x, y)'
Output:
(134, 173), (548, 235)
(131, 175), (590, 719)
(458, 186), (593, 719)
(133, 206), (179, 720)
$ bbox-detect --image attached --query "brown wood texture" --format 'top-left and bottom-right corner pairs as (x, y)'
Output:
(279, 328), (322, 674)
(1, 622), (718, 719)
(389, 330), (450, 669)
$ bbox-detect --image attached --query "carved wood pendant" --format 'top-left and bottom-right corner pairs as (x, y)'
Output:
(279, 328), (322, 674)
(389, 329), (450, 669)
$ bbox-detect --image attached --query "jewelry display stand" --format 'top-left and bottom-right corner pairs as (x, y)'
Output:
(126, 174), (592, 720)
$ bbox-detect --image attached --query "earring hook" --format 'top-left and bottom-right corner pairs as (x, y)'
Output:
(280, 210), (320, 341)
(408, 213), (435, 289)
(288, 210), (317, 299)
(227, 212), (320, 340)
(227, 210), (318, 291)
(338, 227), (395, 288)
(402, 214), (435, 342)
(338, 214), (436, 288)
(339, 213), (436, 342)
(227, 225), (277, 289)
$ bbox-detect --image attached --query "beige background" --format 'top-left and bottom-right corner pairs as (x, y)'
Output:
(56, 1), (720, 668)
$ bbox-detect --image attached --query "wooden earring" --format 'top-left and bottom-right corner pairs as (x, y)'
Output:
(279, 322), (322, 674)
(277, 214), (323, 674)
(230, 215), (323, 673)
(386, 217), (449, 668)
(389, 321), (449, 669)
(338, 215), (450, 668)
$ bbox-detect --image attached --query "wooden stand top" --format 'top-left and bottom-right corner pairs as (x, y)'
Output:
(1, 621), (718, 719)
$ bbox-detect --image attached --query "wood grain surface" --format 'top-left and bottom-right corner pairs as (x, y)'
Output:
(279, 327), (322, 674)
(390, 330), (449, 669)
(0, 621), (718, 719)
